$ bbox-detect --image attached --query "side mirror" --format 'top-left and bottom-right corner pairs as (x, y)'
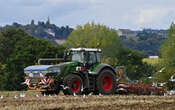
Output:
(84, 61), (88, 67)
(63, 52), (67, 61)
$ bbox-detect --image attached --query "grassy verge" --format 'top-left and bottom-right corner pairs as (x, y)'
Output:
(143, 58), (162, 66)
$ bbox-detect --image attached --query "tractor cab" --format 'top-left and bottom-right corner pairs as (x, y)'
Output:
(65, 48), (101, 69)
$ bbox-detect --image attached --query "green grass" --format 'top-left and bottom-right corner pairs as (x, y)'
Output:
(143, 58), (162, 66)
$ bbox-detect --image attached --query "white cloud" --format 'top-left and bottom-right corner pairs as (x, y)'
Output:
(138, 8), (170, 25)
(133, 7), (175, 28)
(1, 0), (175, 29)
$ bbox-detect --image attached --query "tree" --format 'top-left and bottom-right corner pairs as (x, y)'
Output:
(116, 48), (154, 81)
(65, 22), (123, 66)
(31, 19), (35, 25)
(0, 29), (65, 90)
(46, 17), (50, 25)
(155, 23), (175, 90)
(0, 29), (28, 64)
(161, 23), (175, 66)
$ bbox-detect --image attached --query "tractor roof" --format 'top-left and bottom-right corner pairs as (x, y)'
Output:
(70, 48), (101, 52)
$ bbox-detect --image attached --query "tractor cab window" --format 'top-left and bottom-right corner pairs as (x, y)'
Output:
(71, 51), (84, 63)
(97, 52), (101, 63)
(88, 52), (97, 65)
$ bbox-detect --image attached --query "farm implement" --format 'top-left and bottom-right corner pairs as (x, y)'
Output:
(116, 82), (165, 95)
(23, 48), (165, 95)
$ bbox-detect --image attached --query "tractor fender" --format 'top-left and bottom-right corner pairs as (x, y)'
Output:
(90, 64), (117, 76)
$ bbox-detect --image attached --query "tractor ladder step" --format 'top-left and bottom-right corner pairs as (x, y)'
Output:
(88, 75), (96, 90)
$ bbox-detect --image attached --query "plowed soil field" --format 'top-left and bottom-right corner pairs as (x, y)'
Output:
(0, 91), (175, 110)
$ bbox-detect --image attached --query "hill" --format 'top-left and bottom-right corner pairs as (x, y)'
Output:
(117, 29), (168, 55)
(0, 21), (168, 55)
(0, 19), (73, 45)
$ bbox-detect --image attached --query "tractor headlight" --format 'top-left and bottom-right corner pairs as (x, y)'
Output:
(29, 73), (34, 77)
(39, 73), (45, 77)
(24, 71), (31, 76)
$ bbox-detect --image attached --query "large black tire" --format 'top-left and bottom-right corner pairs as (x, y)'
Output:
(52, 81), (61, 95)
(96, 69), (116, 95)
(41, 82), (61, 96)
(63, 74), (83, 95)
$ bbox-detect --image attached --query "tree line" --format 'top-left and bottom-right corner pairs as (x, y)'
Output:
(0, 29), (65, 90)
(0, 20), (169, 56)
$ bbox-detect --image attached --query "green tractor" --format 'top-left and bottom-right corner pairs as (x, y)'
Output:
(24, 48), (118, 95)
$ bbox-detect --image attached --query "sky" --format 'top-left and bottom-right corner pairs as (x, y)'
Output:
(0, 0), (175, 30)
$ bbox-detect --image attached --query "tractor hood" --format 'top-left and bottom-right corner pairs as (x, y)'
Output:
(24, 62), (78, 77)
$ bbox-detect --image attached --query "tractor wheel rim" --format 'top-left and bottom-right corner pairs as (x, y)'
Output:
(72, 80), (81, 93)
(102, 75), (113, 91)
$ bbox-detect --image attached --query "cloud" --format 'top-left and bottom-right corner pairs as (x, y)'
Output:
(136, 8), (174, 28)
(135, 7), (175, 28)
(0, 0), (175, 29)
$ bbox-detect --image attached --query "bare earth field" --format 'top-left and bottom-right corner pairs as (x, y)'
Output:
(0, 91), (175, 110)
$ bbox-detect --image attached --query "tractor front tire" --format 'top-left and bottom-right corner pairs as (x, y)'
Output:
(63, 74), (83, 95)
(96, 69), (116, 95)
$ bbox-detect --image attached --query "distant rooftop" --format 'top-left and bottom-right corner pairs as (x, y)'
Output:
(70, 48), (101, 52)
(149, 56), (159, 59)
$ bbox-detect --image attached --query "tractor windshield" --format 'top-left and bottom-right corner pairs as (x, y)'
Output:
(71, 51), (84, 63)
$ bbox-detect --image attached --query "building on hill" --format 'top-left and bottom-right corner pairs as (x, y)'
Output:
(149, 56), (159, 59)
(116, 29), (138, 40)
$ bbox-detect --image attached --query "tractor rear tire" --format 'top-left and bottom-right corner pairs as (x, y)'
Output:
(96, 69), (116, 95)
(63, 74), (83, 95)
